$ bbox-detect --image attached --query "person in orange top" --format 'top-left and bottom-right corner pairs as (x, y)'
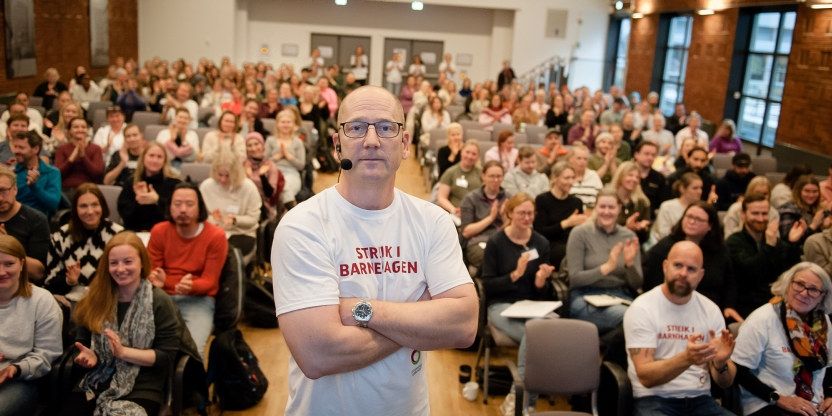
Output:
(147, 182), (228, 358)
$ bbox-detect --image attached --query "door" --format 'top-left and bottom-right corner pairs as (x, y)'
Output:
(338, 36), (371, 81)
(383, 38), (412, 86)
(310, 34), (339, 67)
(412, 40), (444, 83)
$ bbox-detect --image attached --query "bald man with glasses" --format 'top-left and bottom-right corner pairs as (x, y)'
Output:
(273, 86), (478, 416)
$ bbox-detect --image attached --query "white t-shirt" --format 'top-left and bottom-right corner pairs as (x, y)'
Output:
(569, 169), (603, 210)
(92, 124), (125, 165)
(732, 303), (832, 416)
(155, 129), (200, 162)
(674, 128), (709, 152)
(624, 286), (726, 399)
(273, 187), (472, 416)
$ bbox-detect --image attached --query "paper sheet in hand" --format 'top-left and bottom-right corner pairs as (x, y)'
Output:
(583, 294), (631, 308)
(499, 300), (563, 319)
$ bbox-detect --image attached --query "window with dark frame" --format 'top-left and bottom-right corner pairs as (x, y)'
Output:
(732, 11), (795, 148)
(602, 16), (631, 92)
(613, 18), (631, 89)
(657, 15), (693, 116)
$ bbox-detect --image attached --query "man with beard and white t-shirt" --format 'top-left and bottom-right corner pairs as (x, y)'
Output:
(273, 86), (478, 416)
(624, 241), (737, 415)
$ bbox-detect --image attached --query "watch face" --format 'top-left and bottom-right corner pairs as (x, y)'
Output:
(355, 303), (372, 320)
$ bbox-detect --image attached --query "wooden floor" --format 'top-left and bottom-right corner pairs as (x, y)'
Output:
(228, 149), (569, 415)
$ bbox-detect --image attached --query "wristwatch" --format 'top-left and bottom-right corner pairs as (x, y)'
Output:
(769, 391), (780, 405)
(351, 299), (373, 328)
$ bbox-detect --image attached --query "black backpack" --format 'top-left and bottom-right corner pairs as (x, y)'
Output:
(213, 248), (244, 333)
(244, 267), (279, 328)
(206, 329), (269, 410)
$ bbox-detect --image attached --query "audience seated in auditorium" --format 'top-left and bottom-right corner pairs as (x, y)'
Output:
(632, 141), (669, 220)
(117, 142), (181, 231)
(13, 130), (61, 217)
(45, 183), (124, 306)
(0, 235), (62, 416)
(651, 172), (704, 246)
(625, 241), (736, 416)
(588, 132), (621, 184)
(667, 145), (718, 204)
(565, 189), (642, 336)
(258, 88), (281, 120)
(148, 183), (228, 358)
(481, 193), (555, 414)
(244, 132), (284, 220)
(103, 124), (147, 187)
(731, 262), (832, 416)
(69, 73), (102, 111)
(48, 101), (83, 155)
(66, 232), (184, 416)
(484, 130), (518, 174)
(709, 119), (742, 155)
(631, 101), (652, 132)
(535, 127), (568, 177)
(567, 109), (599, 151)
(57, 117), (105, 189)
(723, 176), (780, 239)
(611, 162), (652, 242)
(502, 146), (548, 198)
(641, 111), (674, 158)
(2, 112), (30, 165)
(544, 94), (569, 132)
(0, 165), (49, 280)
(478, 94), (511, 128)
(461, 161), (508, 270)
(399, 75), (417, 115)
(160, 82), (198, 130)
(0, 93), (43, 134)
(92, 106), (127, 166)
(665, 102), (688, 135)
(436, 123), (463, 179)
(674, 111), (709, 151)
(566, 144), (603, 210)
(156, 107), (200, 168)
(266, 109), (305, 206)
(727, 193), (803, 318)
(298, 86), (330, 136)
(436, 140), (481, 218)
(619, 112), (642, 151)
(200, 148), (262, 256)
(511, 94), (540, 131)
(201, 110), (245, 163)
(421, 96), (451, 147)
(33, 67), (68, 112)
(643, 201), (740, 321)
(533, 161), (586, 267)
(469, 88), (490, 118)
(778, 175), (829, 245)
(599, 97), (626, 127)
(821, 163), (832, 206)
(716, 152), (755, 211)
(116, 77), (148, 122)
(609, 123), (633, 161)
(804, 221), (832, 278)
(772, 164), (813, 209)
(530, 89), (549, 120)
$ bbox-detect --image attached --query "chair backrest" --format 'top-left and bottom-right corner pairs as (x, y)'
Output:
(524, 125), (548, 144)
(132, 111), (163, 134)
(514, 133), (528, 145)
(180, 162), (212, 184)
(261, 118), (275, 134)
(766, 171), (786, 185)
(429, 128), (447, 152)
(491, 123), (514, 142)
(197, 107), (214, 125)
(524, 319), (601, 395)
(196, 127), (212, 148)
(30, 105), (46, 116)
(28, 96), (43, 107)
(92, 108), (108, 130)
(97, 184), (123, 224)
(301, 120), (315, 133)
(86, 100), (112, 120)
(143, 124), (167, 142)
(751, 155), (777, 175)
(466, 129), (491, 143)
(459, 120), (486, 133)
(712, 153), (733, 170)
(478, 141), (495, 164)
(447, 105), (465, 121)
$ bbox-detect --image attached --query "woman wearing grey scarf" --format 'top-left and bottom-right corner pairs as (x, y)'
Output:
(62, 232), (181, 416)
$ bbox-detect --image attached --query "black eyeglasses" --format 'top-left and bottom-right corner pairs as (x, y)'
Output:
(340, 121), (403, 139)
(792, 280), (825, 298)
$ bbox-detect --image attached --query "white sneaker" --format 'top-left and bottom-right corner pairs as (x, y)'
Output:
(500, 387), (516, 416)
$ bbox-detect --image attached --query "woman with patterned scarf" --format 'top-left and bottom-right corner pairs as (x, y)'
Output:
(732, 262), (832, 416)
(61, 232), (182, 416)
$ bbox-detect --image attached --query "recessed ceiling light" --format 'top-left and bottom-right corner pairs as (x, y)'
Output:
(697, 8), (715, 15)
(412, 1), (424, 10)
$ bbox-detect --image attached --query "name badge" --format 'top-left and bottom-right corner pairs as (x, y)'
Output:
(126, 160), (138, 169)
(523, 248), (539, 261)
(455, 176), (469, 189)
(225, 205), (240, 215)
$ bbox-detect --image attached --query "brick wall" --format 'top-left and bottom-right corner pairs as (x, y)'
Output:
(683, 9), (738, 124)
(777, 5), (832, 155)
(624, 13), (659, 97)
(0, 0), (137, 97)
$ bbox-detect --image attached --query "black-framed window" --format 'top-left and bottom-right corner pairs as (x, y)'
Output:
(653, 15), (693, 116)
(603, 16), (631, 90)
(729, 10), (795, 147)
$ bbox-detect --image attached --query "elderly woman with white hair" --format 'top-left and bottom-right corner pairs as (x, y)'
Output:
(199, 144), (262, 256)
(436, 122), (464, 178)
(732, 262), (832, 416)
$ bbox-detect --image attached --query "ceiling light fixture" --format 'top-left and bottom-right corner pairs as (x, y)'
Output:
(810, 2), (832, 8)
(335, 0), (347, 5)
(412, 1), (424, 10)
(615, 1), (624, 10)
(632, 12), (644, 19)
(697, 8), (715, 15)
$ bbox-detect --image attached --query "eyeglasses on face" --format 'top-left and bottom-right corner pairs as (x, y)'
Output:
(340, 121), (403, 139)
(791, 280), (825, 298)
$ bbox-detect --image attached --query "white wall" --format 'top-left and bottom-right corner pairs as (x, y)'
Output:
(137, 0), (610, 89)
(137, 0), (237, 63)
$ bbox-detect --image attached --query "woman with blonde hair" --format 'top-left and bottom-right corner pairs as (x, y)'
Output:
(436, 122), (464, 178)
(66, 232), (183, 416)
(266, 109), (306, 205)
(650, 172), (704, 244)
(610, 161), (651, 241)
(117, 142), (181, 231)
(48, 101), (84, 155)
(0, 235), (62, 415)
(534, 161), (587, 266)
(199, 144), (262, 255)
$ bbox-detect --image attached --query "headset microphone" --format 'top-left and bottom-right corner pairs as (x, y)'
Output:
(335, 144), (353, 171)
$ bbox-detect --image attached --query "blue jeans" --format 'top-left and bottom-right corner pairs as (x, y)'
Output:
(634, 395), (734, 416)
(0, 379), (38, 416)
(172, 295), (215, 360)
(488, 303), (538, 405)
(569, 287), (632, 335)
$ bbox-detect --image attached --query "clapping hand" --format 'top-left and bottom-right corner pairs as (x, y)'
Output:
(175, 273), (193, 295)
(707, 185), (718, 205)
(147, 267), (166, 288)
(511, 253), (530, 282)
(765, 219), (780, 246)
(622, 237), (639, 267)
(535, 263), (556, 288)
(683, 333), (716, 366)
(65, 262), (81, 286)
(601, 242), (623, 275)
(625, 212), (650, 232)
(788, 219), (808, 243)
(73, 342), (98, 368)
(0, 363), (18, 384)
(104, 329), (126, 360)
(707, 329), (735, 365)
